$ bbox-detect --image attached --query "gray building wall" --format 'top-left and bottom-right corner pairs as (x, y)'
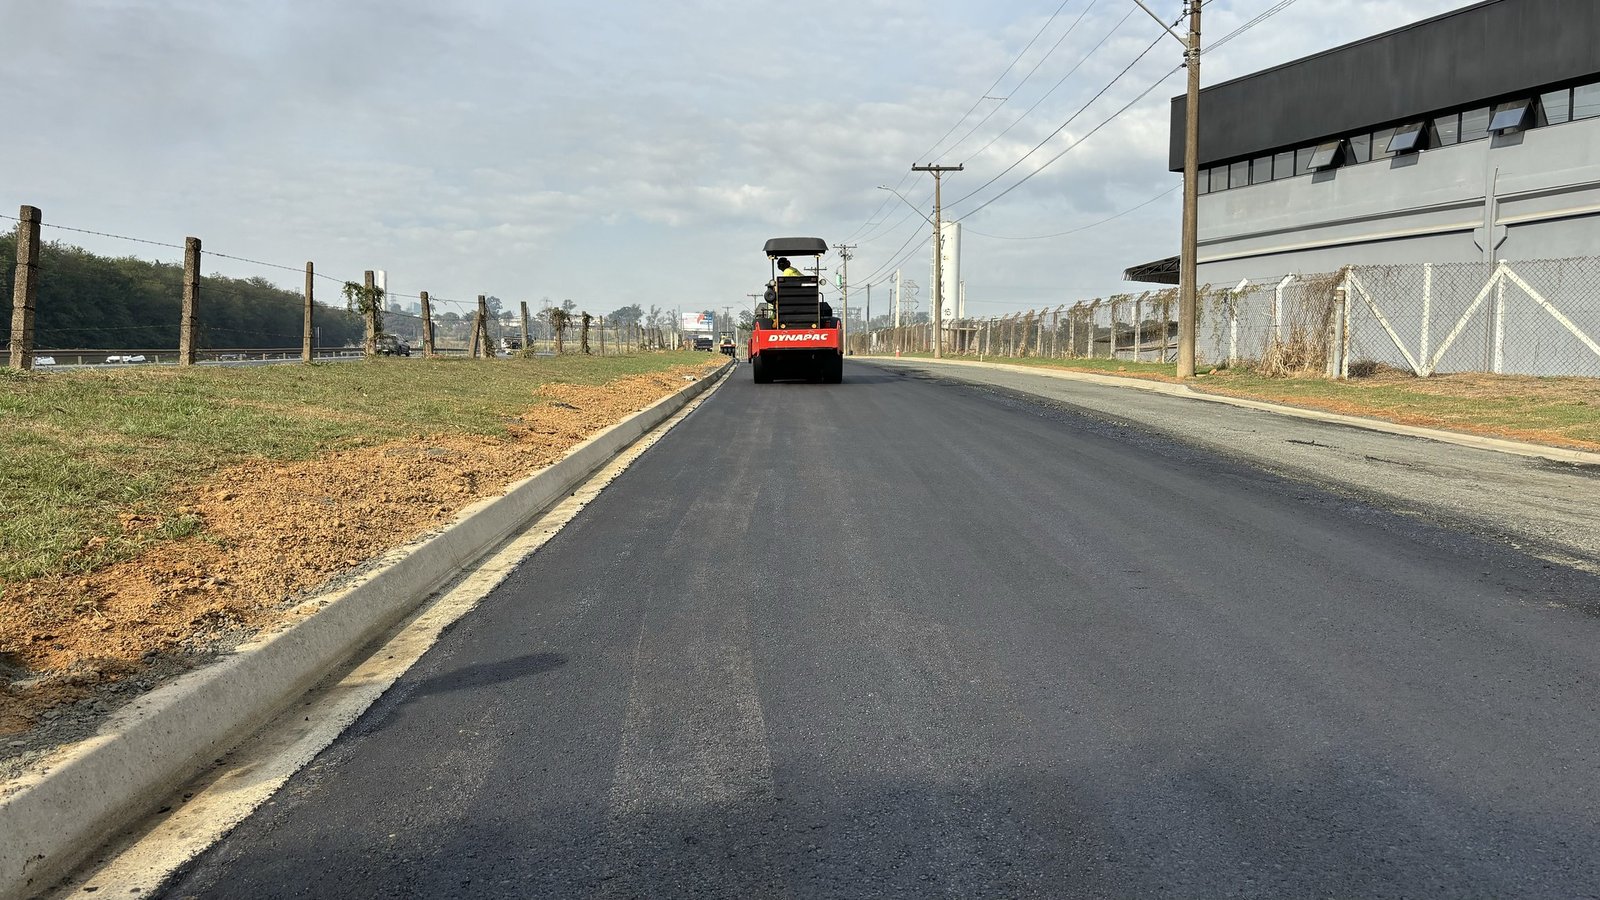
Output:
(1196, 115), (1600, 285)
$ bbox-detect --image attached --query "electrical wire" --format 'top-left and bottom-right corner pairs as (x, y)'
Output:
(1206, 0), (1303, 54)
(961, 184), (1177, 239)
(956, 62), (1183, 220)
(943, 0), (1102, 161)
(947, 30), (1168, 213)
(960, 6), (1136, 165)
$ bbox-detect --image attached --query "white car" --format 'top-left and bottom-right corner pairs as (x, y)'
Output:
(105, 354), (148, 364)
(35, 355), (56, 366)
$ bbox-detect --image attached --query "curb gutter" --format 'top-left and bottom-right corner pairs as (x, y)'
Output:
(867, 356), (1600, 467)
(0, 361), (730, 900)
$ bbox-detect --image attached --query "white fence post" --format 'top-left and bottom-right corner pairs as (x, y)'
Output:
(1492, 260), (1506, 374)
(1420, 263), (1433, 376)
(1229, 278), (1248, 366)
(1273, 275), (1292, 345)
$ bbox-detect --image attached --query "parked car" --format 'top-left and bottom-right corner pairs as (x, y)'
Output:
(105, 354), (147, 364)
(374, 335), (411, 357)
(35, 355), (56, 366)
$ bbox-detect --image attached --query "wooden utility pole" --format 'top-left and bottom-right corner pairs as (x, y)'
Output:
(7, 205), (41, 371)
(420, 291), (435, 357)
(912, 164), (962, 359)
(302, 261), (314, 362)
(179, 237), (202, 366)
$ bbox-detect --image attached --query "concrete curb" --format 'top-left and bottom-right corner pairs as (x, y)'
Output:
(0, 362), (730, 900)
(864, 356), (1600, 467)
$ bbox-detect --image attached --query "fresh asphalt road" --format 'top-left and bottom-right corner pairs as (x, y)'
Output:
(161, 360), (1600, 898)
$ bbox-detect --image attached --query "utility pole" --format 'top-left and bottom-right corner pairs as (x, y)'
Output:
(1132, 0), (1201, 377)
(865, 283), (871, 354)
(912, 164), (962, 359)
(833, 243), (855, 353)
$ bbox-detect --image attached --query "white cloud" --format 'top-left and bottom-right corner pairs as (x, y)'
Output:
(1, 0), (1474, 317)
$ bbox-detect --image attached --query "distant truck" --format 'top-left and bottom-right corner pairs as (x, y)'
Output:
(748, 237), (842, 383)
(693, 335), (715, 352)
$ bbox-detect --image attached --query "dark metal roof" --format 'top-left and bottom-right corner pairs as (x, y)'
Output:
(763, 237), (829, 257)
(1124, 256), (1179, 285)
(1170, 0), (1600, 169)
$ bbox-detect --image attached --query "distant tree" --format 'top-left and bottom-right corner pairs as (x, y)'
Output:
(485, 295), (504, 318)
(608, 304), (644, 327)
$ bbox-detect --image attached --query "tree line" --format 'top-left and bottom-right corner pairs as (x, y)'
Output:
(0, 235), (366, 350)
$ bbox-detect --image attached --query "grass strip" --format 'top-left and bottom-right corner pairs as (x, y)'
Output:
(0, 353), (710, 586)
(873, 353), (1600, 451)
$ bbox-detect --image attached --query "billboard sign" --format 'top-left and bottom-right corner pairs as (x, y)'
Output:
(681, 312), (714, 331)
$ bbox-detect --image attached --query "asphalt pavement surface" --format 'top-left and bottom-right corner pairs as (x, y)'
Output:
(160, 360), (1600, 898)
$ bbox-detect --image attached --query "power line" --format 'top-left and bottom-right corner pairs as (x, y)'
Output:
(960, 6), (1136, 165)
(947, 29), (1169, 213)
(844, 0), (1079, 241)
(961, 184), (1178, 239)
(1207, 0), (1302, 54)
(944, 0), (1103, 161)
(957, 61), (1183, 220)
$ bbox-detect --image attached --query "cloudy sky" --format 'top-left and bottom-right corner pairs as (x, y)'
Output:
(3, 0), (1470, 323)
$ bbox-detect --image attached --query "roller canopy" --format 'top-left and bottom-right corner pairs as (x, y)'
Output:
(764, 237), (828, 257)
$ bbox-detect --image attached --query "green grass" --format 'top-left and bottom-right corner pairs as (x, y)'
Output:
(873, 351), (1600, 449)
(0, 353), (707, 585)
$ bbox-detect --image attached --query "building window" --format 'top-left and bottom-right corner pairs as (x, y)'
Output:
(1294, 146), (1314, 173)
(1210, 166), (1229, 192)
(1387, 122), (1426, 154)
(1307, 141), (1342, 170)
(1251, 155), (1272, 185)
(1434, 112), (1461, 146)
(1371, 127), (1396, 159)
(1272, 150), (1294, 180)
(1196, 170), (1209, 195)
(1575, 82), (1600, 120)
(1460, 106), (1491, 141)
(1347, 133), (1372, 163)
(1542, 88), (1572, 125)
(1229, 160), (1249, 189)
(1489, 99), (1531, 133)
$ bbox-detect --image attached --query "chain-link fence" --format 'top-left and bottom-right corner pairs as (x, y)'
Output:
(852, 256), (1600, 378)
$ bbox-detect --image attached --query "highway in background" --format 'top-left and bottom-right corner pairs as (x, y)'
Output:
(157, 361), (1600, 898)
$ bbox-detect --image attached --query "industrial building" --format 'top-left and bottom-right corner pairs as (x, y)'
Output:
(1128, 0), (1600, 286)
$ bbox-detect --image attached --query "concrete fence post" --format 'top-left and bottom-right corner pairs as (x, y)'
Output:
(1419, 263), (1433, 374)
(476, 295), (491, 358)
(1134, 294), (1144, 362)
(519, 301), (531, 355)
(7, 205), (41, 371)
(302, 262), (314, 363)
(467, 310), (483, 357)
(362, 271), (379, 358)
(1491, 261), (1507, 374)
(420, 292), (434, 357)
(178, 237), (202, 366)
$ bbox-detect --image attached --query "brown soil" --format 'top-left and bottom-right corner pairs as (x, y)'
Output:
(0, 365), (717, 736)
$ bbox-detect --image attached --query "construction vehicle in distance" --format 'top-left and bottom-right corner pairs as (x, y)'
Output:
(749, 237), (843, 384)
(718, 332), (737, 357)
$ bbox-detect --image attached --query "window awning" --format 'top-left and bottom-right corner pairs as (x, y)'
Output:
(1123, 255), (1180, 285)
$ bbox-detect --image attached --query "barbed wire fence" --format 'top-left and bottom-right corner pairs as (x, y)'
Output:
(2, 204), (662, 370)
(851, 256), (1600, 379)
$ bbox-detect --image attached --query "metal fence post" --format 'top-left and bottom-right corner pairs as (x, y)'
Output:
(179, 237), (201, 366)
(7, 205), (41, 371)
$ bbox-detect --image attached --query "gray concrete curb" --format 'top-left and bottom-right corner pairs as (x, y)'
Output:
(0, 362), (729, 900)
(864, 356), (1600, 467)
